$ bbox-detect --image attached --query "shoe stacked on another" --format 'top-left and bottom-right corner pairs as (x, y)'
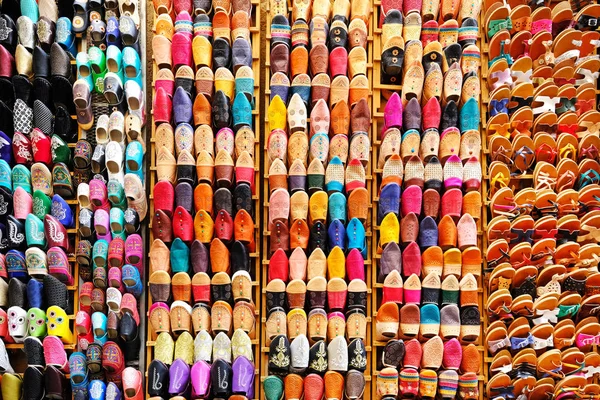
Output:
(373, 0), (483, 398)
(262, 0), (372, 397)
(68, 1), (145, 400)
(73, 173), (145, 396)
(483, 2), (600, 398)
(148, 0), (258, 397)
(0, 1), (90, 397)
(0, 271), (74, 400)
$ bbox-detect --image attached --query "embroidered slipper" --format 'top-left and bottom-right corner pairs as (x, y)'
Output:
(401, 61), (424, 105)
(422, 63), (443, 105)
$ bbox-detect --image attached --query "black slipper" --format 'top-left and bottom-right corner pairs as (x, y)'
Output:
(23, 337), (46, 367)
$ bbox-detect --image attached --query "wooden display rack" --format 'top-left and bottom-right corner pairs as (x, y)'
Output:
(371, 0), (403, 113)
(4, 37), (85, 377)
(261, 3), (374, 399)
(479, 9), (494, 395)
(75, 6), (147, 374)
(145, 3), (261, 398)
(370, 5), (486, 396)
(477, 5), (600, 394)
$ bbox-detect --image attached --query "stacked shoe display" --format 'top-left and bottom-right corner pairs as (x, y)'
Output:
(0, 0), (86, 398)
(373, 0), (484, 397)
(262, 0), (372, 398)
(147, 0), (258, 397)
(0, 276), (74, 399)
(377, 0), (481, 89)
(483, 1), (600, 398)
(67, 0), (146, 398)
(4, 0), (600, 396)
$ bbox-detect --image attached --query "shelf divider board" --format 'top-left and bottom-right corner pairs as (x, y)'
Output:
(475, 10), (487, 396)
(370, 5), (486, 394)
(251, 2), (263, 397)
(261, 3), (374, 397)
(145, 3), (261, 398)
(480, 9), (492, 395)
(145, 0), (156, 388)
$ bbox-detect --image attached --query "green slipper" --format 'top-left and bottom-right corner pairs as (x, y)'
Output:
(92, 239), (109, 269)
(33, 190), (51, 219)
(51, 135), (72, 165)
(88, 46), (107, 94)
(170, 238), (190, 274)
(26, 308), (47, 337)
(25, 214), (46, 248)
(107, 179), (126, 208)
(263, 376), (284, 400)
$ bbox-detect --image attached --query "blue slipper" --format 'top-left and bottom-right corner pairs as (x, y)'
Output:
(88, 379), (107, 400)
(232, 92), (252, 129)
(346, 218), (366, 258)
(418, 216), (438, 249)
(328, 192), (347, 224)
(51, 194), (74, 228)
(459, 97), (479, 133)
(76, 52), (94, 91)
(26, 279), (44, 309)
(122, 47), (142, 88)
(106, 45), (124, 83)
(122, 264), (142, 298)
(125, 141), (144, 181)
(6, 249), (27, 278)
(328, 219), (346, 250)
(0, 132), (12, 164)
(69, 352), (89, 391)
(378, 183), (400, 224)
(106, 17), (121, 48)
(91, 312), (108, 345)
(56, 18), (77, 56)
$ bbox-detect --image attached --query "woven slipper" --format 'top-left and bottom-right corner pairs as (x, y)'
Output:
(43, 335), (69, 372)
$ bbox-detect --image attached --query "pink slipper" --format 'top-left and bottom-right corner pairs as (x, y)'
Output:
(120, 293), (140, 325)
(89, 179), (108, 208)
(75, 311), (94, 351)
(43, 335), (69, 372)
(125, 234), (143, 275)
(108, 238), (125, 268)
(108, 267), (125, 291)
(123, 367), (143, 400)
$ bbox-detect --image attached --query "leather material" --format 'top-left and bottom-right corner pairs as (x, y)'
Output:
(309, 43), (328, 76)
(212, 37), (231, 70)
(268, 334), (291, 374)
(308, 341), (328, 374)
(270, 43), (289, 75)
(329, 46), (348, 77)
